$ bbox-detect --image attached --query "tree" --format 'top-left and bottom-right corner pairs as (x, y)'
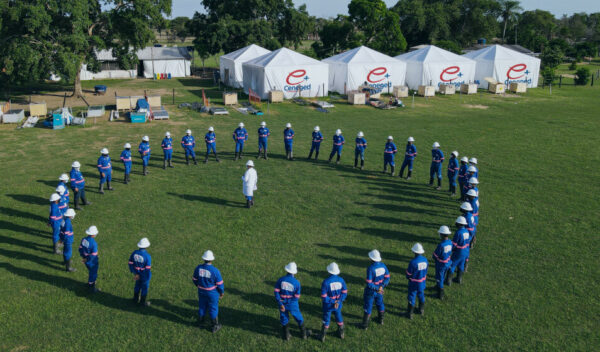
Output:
(311, 16), (364, 58)
(169, 16), (190, 43)
(435, 40), (463, 54)
(574, 67), (590, 85)
(540, 45), (564, 69)
(511, 10), (557, 52)
(277, 4), (313, 49)
(499, 0), (522, 43)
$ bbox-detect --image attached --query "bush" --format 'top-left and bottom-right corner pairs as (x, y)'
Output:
(435, 40), (463, 54)
(569, 62), (577, 70)
(574, 67), (591, 85)
(541, 66), (557, 84)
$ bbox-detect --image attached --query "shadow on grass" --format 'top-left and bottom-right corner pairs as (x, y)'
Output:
(167, 193), (246, 208)
(5, 194), (49, 206)
(36, 179), (61, 189)
(315, 243), (411, 263)
(343, 225), (437, 243)
(0, 207), (47, 223)
(0, 220), (48, 240)
(0, 248), (63, 270)
(0, 233), (51, 253)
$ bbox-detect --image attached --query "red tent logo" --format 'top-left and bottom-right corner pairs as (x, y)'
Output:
(367, 67), (389, 83)
(440, 66), (462, 82)
(507, 64), (528, 79)
(286, 69), (308, 85)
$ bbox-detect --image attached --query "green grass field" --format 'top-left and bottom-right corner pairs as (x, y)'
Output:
(1, 81), (599, 351)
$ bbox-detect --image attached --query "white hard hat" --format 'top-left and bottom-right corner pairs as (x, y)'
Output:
(59, 173), (69, 182)
(460, 202), (473, 212)
(260, 121), (266, 127)
(387, 136), (393, 140)
(438, 225), (451, 235)
(137, 237), (150, 249)
(468, 166), (477, 173)
(208, 126), (214, 132)
(101, 148), (109, 155)
(72, 161), (81, 168)
(86, 225), (99, 236)
(432, 142), (440, 148)
(455, 216), (468, 225)
(451, 151), (459, 157)
(467, 189), (478, 197)
(55, 185), (66, 195)
(142, 135), (149, 142)
(286, 123), (292, 128)
(239, 122), (245, 128)
(50, 193), (61, 202)
(285, 262), (298, 274)
(186, 129), (192, 135)
(335, 129), (342, 135)
(469, 177), (479, 185)
(469, 157), (478, 165)
(368, 249), (381, 262)
(327, 262), (340, 275)
(357, 131), (364, 138)
(165, 131), (171, 137)
(411, 243), (425, 254)
(314, 126), (320, 131)
(202, 250), (215, 261)
(124, 143), (131, 149)
(65, 208), (76, 218)
(246, 160), (254, 167)
(407, 136), (415, 142)
(461, 156), (469, 163)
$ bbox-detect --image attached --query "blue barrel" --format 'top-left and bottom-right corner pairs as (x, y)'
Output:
(168, 73), (172, 79)
(94, 85), (107, 95)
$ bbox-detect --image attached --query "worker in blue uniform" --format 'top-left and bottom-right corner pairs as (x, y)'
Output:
(233, 123), (248, 161)
(354, 131), (367, 169)
(405, 243), (428, 319)
(129, 237), (152, 307)
(60, 208), (77, 272)
(360, 249), (390, 329)
(469, 157), (479, 178)
(58, 174), (70, 203)
(56, 185), (68, 216)
(446, 216), (471, 286)
(257, 121), (270, 159)
(283, 123), (295, 160)
(138, 136), (151, 176)
(447, 151), (459, 196)
(429, 142), (444, 190)
(70, 161), (90, 210)
(467, 188), (479, 250)
(79, 225), (100, 293)
(204, 126), (220, 163)
(161, 132), (174, 169)
(458, 156), (469, 200)
(383, 136), (397, 175)
(120, 143), (133, 184)
(181, 129), (197, 165)
(433, 226), (452, 299)
(319, 262), (348, 342)
(97, 148), (113, 194)
(328, 129), (345, 164)
(192, 250), (224, 333)
(274, 262), (311, 340)
(48, 193), (63, 254)
(308, 126), (323, 160)
(399, 137), (417, 180)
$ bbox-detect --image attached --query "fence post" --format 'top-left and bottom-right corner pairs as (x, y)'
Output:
(559, 75), (562, 88)
(172, 89), (175, 105)
(591, 74), (594, 87)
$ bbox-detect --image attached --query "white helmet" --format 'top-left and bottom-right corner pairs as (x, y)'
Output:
(202, 250), (215, 261)
(469, 157), (478, 165)
(86, 225), (99, 236)
(284, 262), (298, 274)
(387, 136), (393, 140)
(438, 225), (451, 235)
(101, 148), (109, 155)
(335, 129), (342, 136)
(165, 131), (171, 137)
(451, 151), (459, 157)
(432, 142), (440, 148)
(59, 173), (69, 182)
(186, 129), (192, 135)
(468, 166), (477, 173)
(460, 156), (469, 163)
(260, 121), (266, 127)
(246, 160), (254, 167)
(137, 237), (150, 249)
(208, 126), (214, 132)
(411, 243), (425, 254)
(469, 177), (479, 185)
(327, 262), (340, 275)
(455, 216), (468, 225)
(314, 126), (320, 132)
(142, 135), (149, 142)
(357, 131), (364, 138)
(368, 249), (381, 262)
(50, 193), (61, 202)
(467, 189), (478, 197)
(124, 143), (131, 149)
(407, 136), (415, 142)
(239, 122), (245, 128)
(55, 185), (66, 195)
(72, 161), (81, 168)
(460, 202), (473, 212)
(286, 123), (292, 128)
(65, 208), (76, 218)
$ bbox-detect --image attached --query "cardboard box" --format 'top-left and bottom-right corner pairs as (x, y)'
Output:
(418, 85), (435, 97)
(488, 83), (505, 94)
(439, 84), (456, 95)
(269, 90), (284, 103)
(223, 92), (238, 105)
(116, 96), (132, 110)
(147, 95), (162, 108)
(393, 86), (409, 98)
(460, 84), (478, 94)
(509, 82), (527, 93)
(347, 91), (366, 105)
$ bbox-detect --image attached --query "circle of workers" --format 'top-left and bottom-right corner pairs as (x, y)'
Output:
(48, 121), (481, 341)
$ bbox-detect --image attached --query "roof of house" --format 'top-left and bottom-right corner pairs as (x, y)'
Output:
(94, 46), (191, 62)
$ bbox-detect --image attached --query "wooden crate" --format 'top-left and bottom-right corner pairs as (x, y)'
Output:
(29, 102), (47, 117)
(129, 96), (144, 108)
(393, 86), (409, 98)
(269, 91), (284, 103)
(418, 85), (435, 97)
(223, 92), (238, 105)
(347, 91), (366, 105)
(509, 82), (527, 93)
(460, 83), (478, 94)
(488, 83), (505, 94)
(116, 96), (131, 110)
(439, 84), (456, 95)
(147, 95), (162, 108)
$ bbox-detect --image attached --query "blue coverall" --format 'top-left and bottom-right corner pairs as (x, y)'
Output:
(309, 131), (323, 156)
(283, 128), (295, 153)
(320, 275), (348, 328)
(69, 168), (86, 206)
(161, 137), (173, 161)
(355, 137), (367, 161)
(181, 135), (196, 158)
(58, 193), (68, 216)
(48, 202), (63, 245)
(258, 127), (270, 152)
(274, 274), (304, 326)
(406, 255), (428, 306)
(205, 132), (217, 156)
(384, 142), (397, 168)
(329, 135), (345, 159)
(192, 263), (224, 320)
(97, 155), (112, 184)
(447, 156), (459, 187)
(400, 143), (417, 176)
(430, 149), (444, 180)
(120, 149), (132, 176)
(233, 128), (248, 153)
(433, 239), (453, 289)
(363, 262), (390, 314)
(129, 249), (152, 296)
(79, 236), (99, 284)
(57, 181), (70, 204)
(60, 217), (74, 262)
(450, 227), (471, 273)
(138, 142), (151, 167)
(458, 163), (469, 198)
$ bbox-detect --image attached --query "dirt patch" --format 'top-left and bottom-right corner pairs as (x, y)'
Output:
(464, 104), (489, 110)
(493, 93), (522, 98)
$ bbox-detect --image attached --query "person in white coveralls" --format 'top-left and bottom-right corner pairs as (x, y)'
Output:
(242, 160), (258, 208)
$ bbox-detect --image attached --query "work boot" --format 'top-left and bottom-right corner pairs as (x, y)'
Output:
(406, 304), (414, 319)
(360, 313), (371, 330)
(89, 283), (100, 293)
(163, 160), (167, 169)
(418, 300), (425, 315)
(445, 269), (453, 287)
(439, 287), (445, 300)
(290, 151), (294, 160)
(250, 199), (254, 206)
(390, 166), (395, 176)
(361, 160), (364, 170)
(407, 171), (412, 180)
(263, 150), (268, 160)
(82, 198), (91, 206)
(453, 270), (464, 284)
(246, 200), (251, 208)
(338, 324), (345, 339)
(186, 155), (190, 164)
(257, 150), (261, 159)
(193, 157), (197, 165)
(336, 155), (340, 164)
(328, 155), (333, 163)
(464, 260), (470, 272)
(204, 155), (208, 164)
(429, 177), (434, 186)
(107, 181), (113, 191)
(281, 325), (290, 341)
(308, 151), (313, 159)
(140, 295), (151, 307)
(53, 243), (62, 254)
(315, 151), (319, 160)
(377, 311), (385, 325)
(99, 183), (104, 194)
(215, 154), (221, 162)
(234, 152), (239, 161)
(239, 149), (244, 159)
(65, 259), (76, 272)
(211, 318), (222, 333)
(436, 178), (442, 190)
(354, 158), (358, 168)
(319, 325), (327, 342)
(133, 291), (140, 304)
(124, 174), (128, 184)
(143, 166), (148, 176)
(300, 324), (311, 339)
(74, 198), (82, 210)
(169, 160), (174, 168)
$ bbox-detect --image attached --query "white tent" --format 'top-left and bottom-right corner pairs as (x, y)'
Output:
(323, 46), (407, 94)
(220, 44), (271, 88)
(463, 45), (541, 88)
(137, 47), (191, 78)
(395, 45), (476, 90)
(242, 48), (329, 99)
